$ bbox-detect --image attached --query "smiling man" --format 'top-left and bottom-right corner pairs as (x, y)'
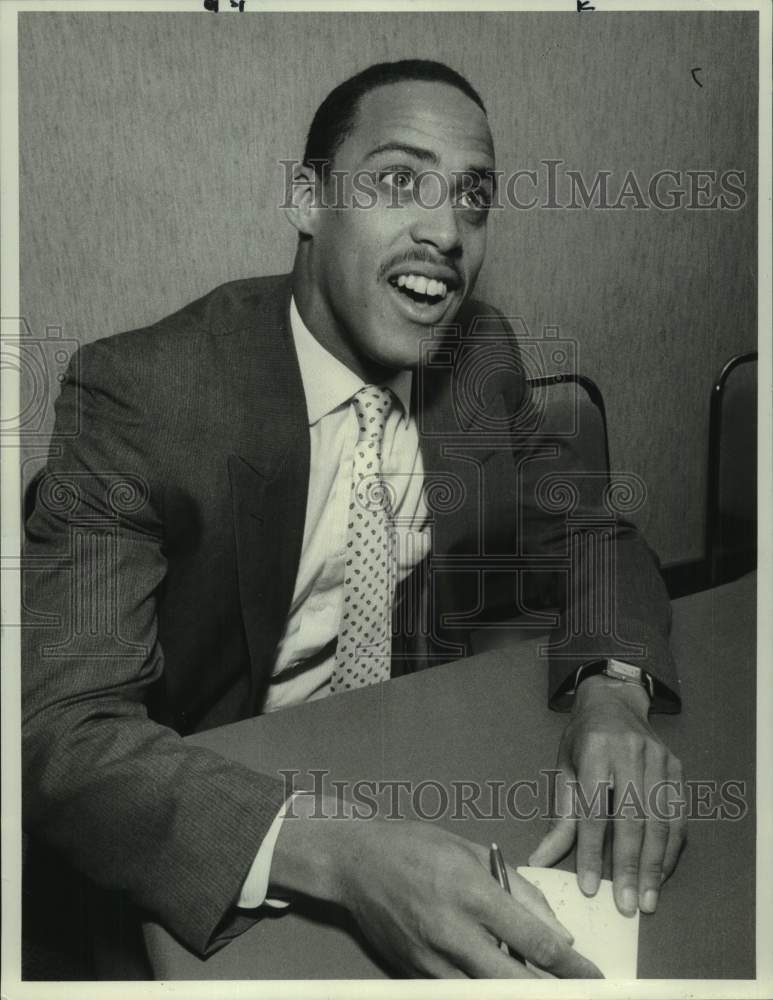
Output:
(289, 76), (492, 376)
(22, 60), (684, 980)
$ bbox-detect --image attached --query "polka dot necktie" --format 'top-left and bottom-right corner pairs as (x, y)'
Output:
(330, 386), (396, 694)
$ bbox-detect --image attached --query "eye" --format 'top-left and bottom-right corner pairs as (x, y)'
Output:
(457, 187), (492, 211)
(378, 168), (416, 191)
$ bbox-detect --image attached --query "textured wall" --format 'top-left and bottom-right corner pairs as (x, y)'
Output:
(19, 10), (757, 565)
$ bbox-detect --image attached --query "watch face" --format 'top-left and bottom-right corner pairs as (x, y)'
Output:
(605, 659), (644, 683)
(604, 660), (654, 699)
(575, 660), (652, 700)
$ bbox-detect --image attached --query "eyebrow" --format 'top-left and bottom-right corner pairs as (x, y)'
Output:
(364, 142), (439, 164)
(363, 142), (497, 186)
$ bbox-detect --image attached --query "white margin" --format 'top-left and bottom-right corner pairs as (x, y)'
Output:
(1, 2), (770, 999)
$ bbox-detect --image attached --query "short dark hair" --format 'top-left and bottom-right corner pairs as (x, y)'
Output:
(303, 59), (487, 177)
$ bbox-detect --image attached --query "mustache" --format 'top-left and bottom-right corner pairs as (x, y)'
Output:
(377, 249), (463, 284)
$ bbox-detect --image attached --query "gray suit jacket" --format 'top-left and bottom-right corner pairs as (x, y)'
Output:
(22, 273), (679, 956)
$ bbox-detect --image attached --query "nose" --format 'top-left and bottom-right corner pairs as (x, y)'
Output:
(408, 183), (462, 256)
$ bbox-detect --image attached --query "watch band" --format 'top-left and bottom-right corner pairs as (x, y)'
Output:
(575, 658), (655, 700)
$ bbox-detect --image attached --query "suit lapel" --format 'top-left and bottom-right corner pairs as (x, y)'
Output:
(226, 279), (310, 701)
(224, 285), (526, 689)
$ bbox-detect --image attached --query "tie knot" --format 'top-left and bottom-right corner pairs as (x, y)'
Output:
(352, 386), (394, 445)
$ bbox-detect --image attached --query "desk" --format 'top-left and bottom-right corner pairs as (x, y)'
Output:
(144, 572), (756, 979)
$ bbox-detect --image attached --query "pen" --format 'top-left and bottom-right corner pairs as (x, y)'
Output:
(489, 842), (511, 954)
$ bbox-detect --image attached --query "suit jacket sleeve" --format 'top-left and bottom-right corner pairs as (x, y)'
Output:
(22, 339), (289, 957)
(512, 380), (681, 713)
(478, 309), (681, 714)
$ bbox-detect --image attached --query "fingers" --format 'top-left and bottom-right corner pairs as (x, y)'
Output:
(636, 743), (672, 912)
(469, 840), (574, 943)
(455, 934), (538, 979)
(555, 689), (687, 921)
(419, 954), (470, 978)
(427, 876), (596, 979)
(610, 751), (646, 917)
(508, 869), (573, 944)
(484, 885), (603, 978)
(528, 820), (575, 869)
(528, 766), (577, 869)
(660, 759), (688, 883)
(574, 758), (612, 899)
(612, 745), (687, 916)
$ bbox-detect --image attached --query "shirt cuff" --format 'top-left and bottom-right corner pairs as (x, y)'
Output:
(237, 793), (297, 910)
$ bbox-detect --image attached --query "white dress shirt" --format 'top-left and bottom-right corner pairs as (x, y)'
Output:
(263, 297), (430, 711)
(238, 296), (430, 906)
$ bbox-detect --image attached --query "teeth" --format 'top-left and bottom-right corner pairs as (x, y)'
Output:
(393, 273), (449, 299)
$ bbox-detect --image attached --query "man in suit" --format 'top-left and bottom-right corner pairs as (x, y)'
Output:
(22, 59), (684, 979)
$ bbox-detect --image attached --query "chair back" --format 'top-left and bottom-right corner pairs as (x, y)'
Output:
(706, 352), (757, 587)
(525, 372), (610, 475)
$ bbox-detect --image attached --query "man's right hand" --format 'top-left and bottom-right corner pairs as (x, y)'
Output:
(269, 794), (602, 979)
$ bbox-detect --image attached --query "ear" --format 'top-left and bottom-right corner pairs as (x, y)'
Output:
(284, 162), (323, 237)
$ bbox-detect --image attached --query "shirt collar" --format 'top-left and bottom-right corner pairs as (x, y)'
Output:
(289, 296), (413, 426)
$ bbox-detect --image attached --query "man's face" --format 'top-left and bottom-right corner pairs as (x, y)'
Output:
(298, 79), (496, 376)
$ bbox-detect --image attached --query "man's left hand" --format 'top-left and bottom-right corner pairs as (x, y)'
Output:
(529, 675), (686, 917)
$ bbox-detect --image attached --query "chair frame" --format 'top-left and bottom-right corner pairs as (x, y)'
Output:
(704, 350), (758, 589)
(525, 372), (611, 474)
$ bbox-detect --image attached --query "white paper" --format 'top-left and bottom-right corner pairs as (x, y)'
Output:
(516, 866), (639, 979)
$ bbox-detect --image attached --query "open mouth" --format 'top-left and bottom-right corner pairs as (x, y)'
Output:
(388, 272), (454, 307)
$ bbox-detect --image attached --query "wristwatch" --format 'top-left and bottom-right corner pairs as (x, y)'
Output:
(575, 658), (655, 700)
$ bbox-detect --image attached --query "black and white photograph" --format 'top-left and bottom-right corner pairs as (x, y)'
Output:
(1, 0), (770, 995)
